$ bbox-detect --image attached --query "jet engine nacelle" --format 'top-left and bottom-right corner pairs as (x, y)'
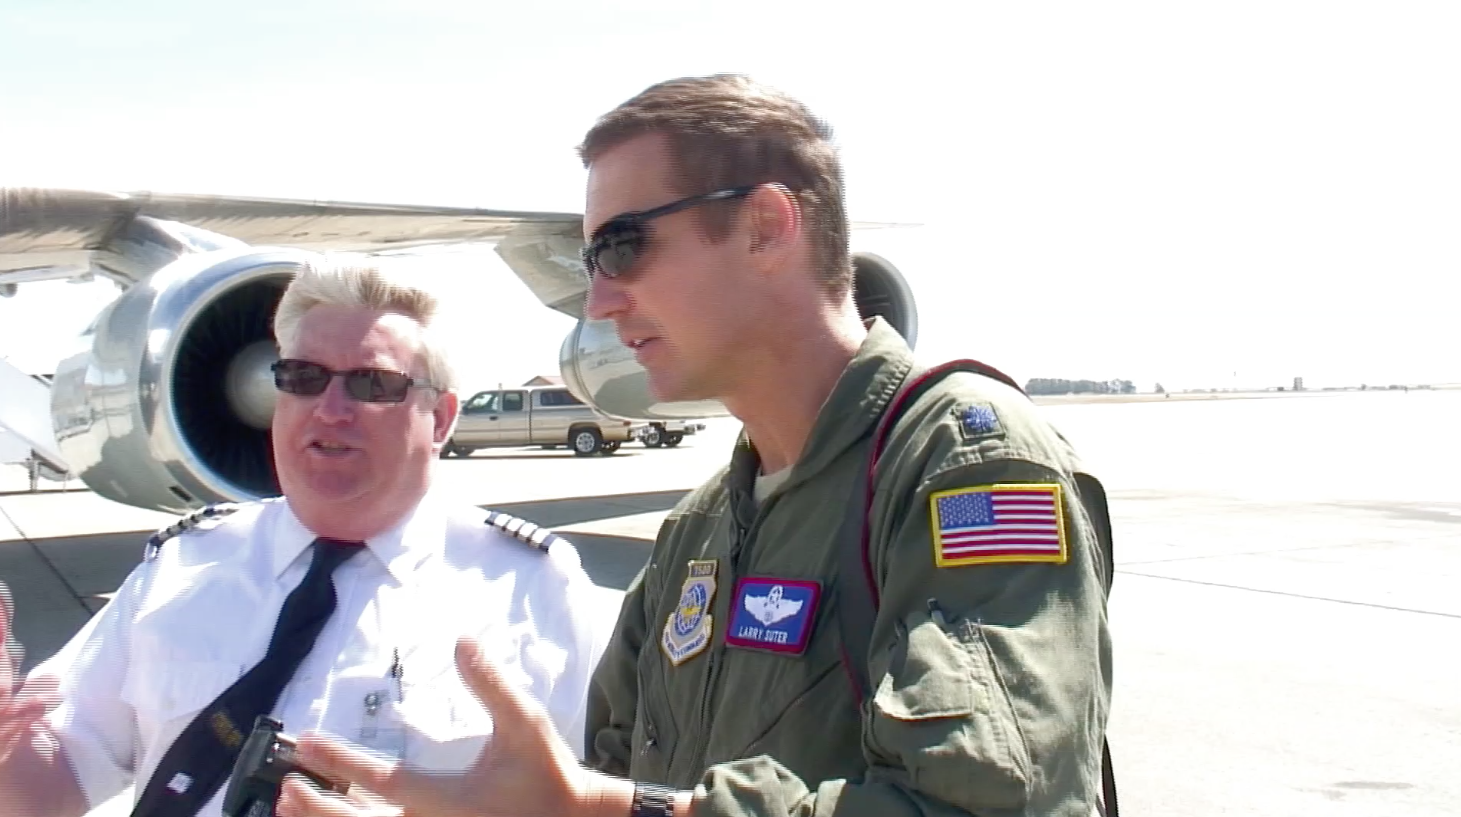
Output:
(50, 246), (313, 514)
(557, 252), (919, 420)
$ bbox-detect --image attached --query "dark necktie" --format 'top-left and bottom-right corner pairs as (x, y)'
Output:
(129, 537), (362, 817)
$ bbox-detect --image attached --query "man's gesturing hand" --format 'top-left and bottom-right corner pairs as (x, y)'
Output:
(277, 637), (633, 817)
(0, 583), (61, 765)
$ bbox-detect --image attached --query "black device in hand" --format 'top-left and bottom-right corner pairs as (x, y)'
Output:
(222, 715), (351, 817)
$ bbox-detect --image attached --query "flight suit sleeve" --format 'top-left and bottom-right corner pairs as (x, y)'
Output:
(583, 560), (654, 776)
(691, 419), (1113, 816)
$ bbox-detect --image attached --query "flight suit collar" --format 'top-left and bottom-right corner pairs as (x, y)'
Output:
(274, 491), (443, 585)
(728, 316), (916, 505)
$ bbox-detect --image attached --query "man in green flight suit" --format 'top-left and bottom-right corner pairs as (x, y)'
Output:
(277, 73), (1114, 817)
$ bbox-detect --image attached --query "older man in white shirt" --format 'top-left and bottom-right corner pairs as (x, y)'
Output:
(0, 254), (607, 817)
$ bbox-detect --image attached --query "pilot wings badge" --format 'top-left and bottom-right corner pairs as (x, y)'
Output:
(661, 559), (718, 666)
(725, 577), (822, 656)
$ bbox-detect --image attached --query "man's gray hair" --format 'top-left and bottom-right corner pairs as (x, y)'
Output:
(273, 253), (458, 392)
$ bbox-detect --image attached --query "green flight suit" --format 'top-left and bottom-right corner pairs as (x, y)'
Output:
(585, 317), (1114, 817)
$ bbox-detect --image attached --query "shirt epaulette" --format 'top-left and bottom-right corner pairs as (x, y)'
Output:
(483, 510), (561, 553)
(144, 502), (246, 561)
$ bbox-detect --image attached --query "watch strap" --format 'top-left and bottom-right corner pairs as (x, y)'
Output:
(630, 781), (676, 817)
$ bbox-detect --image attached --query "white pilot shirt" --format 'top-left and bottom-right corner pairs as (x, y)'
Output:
(34, 490), (605, 817)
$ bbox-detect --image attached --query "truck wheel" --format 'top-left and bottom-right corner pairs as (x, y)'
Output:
(600, 440), (621, 455)
(664, 432), (685, 447)
(570, 427), (603, 456)
(439, 442), (463, 458)
(641, 425), (664, 447)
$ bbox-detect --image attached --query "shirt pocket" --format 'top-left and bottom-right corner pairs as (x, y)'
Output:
(867, 606), (1031, 809)
(120, 658), (245, 747)
(387, 658), (505, 773)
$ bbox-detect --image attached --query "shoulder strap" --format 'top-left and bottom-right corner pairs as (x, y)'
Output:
(144, 502), (246, 561)
(834, 358), (1119, 816)
(483, 509), (564, 552)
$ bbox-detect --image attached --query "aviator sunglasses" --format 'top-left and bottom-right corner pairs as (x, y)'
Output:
(580, 185), (760, 279)
(271, 359), (438, 404)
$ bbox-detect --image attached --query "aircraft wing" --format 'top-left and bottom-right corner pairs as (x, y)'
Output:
(0, 186), (588, 307)
(0, 187), (916, 320)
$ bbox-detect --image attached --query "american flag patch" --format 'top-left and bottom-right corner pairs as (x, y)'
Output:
(929, 484), (1068, 567)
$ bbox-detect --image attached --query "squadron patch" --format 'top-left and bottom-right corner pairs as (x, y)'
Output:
(724, 578), (820, 655)
(955, 402), (1004, 441)
(144, 502), (245, 561)
(483, 510), (561, 552)
(930, 484), (1068, 567)
(661, 559), (717, 665)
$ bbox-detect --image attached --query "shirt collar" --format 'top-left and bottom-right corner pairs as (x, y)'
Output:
(272, 491), (444, 585)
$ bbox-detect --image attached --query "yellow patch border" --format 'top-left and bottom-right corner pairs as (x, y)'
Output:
(929, 483), (1069, 567)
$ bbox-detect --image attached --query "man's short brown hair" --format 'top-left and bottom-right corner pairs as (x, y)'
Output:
(577, 74), (852, 294)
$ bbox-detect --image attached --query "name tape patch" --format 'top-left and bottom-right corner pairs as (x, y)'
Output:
(724, 577), (821, 655)
(930, 483), (1069, 567)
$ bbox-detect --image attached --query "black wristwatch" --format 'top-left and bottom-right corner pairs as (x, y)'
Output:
(629, 782), (676, 817)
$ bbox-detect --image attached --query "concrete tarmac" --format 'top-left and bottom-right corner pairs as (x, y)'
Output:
(2, 412), (1458, 817)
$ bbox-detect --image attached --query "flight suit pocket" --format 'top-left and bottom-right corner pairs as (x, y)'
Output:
(629, 643), (678, 784)
(868, 607), (1030, 809)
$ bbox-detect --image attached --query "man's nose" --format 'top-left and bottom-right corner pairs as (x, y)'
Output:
(584, 272), (629, 321)
(310, 377), (356, 422)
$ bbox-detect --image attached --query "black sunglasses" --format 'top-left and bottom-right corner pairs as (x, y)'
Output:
(271, 359), (438, 404)
(580, 185), (760, 279)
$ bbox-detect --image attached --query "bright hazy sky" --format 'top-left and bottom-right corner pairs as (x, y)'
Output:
(1, 1), (1456, 393)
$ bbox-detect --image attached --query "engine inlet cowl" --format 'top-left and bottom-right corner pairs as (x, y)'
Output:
(51, 246), (319, 513)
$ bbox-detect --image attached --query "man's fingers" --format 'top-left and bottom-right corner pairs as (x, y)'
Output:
(3, 693), (49, 722)
(16, 674), (60, 706)
(278, 775), (363, 817)
(454, 637), (535, 730)
(0, 581), (14, 635)
(294, 733), (394, 791)
(0, 696), (48, 750)
(344, 784), (399, 812)
(0, 584), (19, 675)
(294, 733), (442, 815)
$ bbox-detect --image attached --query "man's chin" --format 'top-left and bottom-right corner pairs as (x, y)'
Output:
(286, 490), (381, 539)
(648, 371), (718, 405)
(280, 468), (369, 505)
(305, 480), (369, 504)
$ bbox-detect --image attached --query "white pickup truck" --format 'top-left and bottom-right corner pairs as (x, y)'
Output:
(637, 420), (707, 448)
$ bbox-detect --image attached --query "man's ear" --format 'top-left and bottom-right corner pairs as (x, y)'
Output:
(747, 184), (802, 254)
(433, 390), (460, 444)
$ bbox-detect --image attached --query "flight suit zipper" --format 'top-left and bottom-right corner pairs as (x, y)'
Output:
(689, 496), (764, 774)
(640, 719), (659, 756)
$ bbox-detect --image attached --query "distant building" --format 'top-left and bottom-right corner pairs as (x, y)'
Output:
(522, 375), (564, 386)
(1293, 376), (1305, 392)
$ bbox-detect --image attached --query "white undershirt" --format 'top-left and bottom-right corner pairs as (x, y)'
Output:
(753, 467), (792, 504)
